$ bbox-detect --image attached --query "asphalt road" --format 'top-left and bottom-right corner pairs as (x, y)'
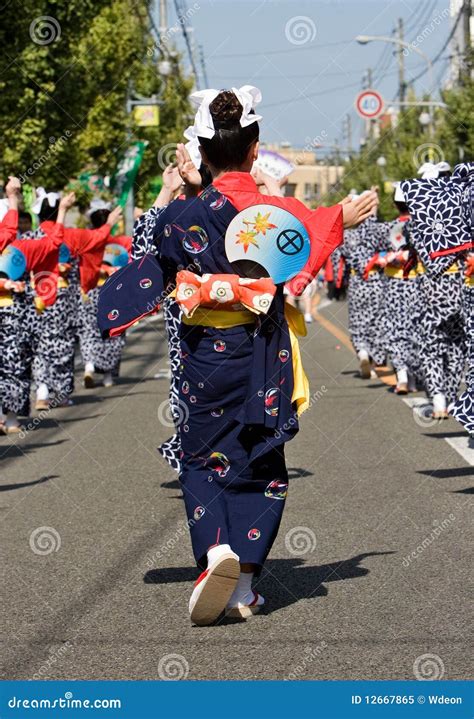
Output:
(1, 301), (472, 682)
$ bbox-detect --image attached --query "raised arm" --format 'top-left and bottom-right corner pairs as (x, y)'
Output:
(0, 177), (21, 251)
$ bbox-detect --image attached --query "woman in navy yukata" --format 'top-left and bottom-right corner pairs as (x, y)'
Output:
(132, 86), (377, 625)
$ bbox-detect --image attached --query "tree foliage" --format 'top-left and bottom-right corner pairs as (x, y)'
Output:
(0, 0), (192, 206)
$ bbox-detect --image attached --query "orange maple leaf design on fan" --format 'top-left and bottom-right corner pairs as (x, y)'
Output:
(236, 228), (259, 253)
(253, 211), (277, 235)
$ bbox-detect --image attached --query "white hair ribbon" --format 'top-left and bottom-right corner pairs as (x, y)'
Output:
(418, 161), (451, 179)
(184, 85), (263, 164)
(0, 198), (9, 222)
(183, 125), (203, 169)
(87, 198), (112, 217)
(393, 182), (406, 202)
(31, 186), (60, 215)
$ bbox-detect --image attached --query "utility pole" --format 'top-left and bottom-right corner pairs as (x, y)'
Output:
(159, 0), (168, 47)
(347, 113), (352, 154)
(461, 0), (472, 82)
(365, 68), (374, 143)
(199, 44), (209, 87)
(343, 114), (353, 155)
(397, 17), (406, 102)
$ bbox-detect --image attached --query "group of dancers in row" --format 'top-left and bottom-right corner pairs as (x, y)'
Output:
(1, 83), (472, 625)
(0, 181), (133, 434)
(328, 161), (473, 431)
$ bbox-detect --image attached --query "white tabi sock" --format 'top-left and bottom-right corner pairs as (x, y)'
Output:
(36, 383), (49, 401)
(396, 368), (408, 385)
(433, 393), (447, 413)
(6, 412), (20, 429)
(85, 361), (95, 375)
(358, 349), (369, 362)
(103, 372), (114, 387)
(227, 571), (260, 607)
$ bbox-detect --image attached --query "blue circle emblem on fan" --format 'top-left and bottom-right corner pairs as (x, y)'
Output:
(0, 245), (27, 280)
(103, 243), (129, 268)
(224, 204), (310, 283)
(58, 243), (71, 263)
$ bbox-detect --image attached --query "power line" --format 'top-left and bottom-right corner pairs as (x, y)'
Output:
(404, 0), (430, 35)
(408, 5), (465, 85)
(405, 0), (435, 37)
(173, 0), (200, 84)
(262, 79), (363, 108)
(212, 39), (354, 59)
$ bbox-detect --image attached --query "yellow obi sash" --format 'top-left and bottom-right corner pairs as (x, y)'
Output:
(444, 262), (460, 274)
(351, 269), (378, 277)
(182, 307), (255, 328)
(384, 265), (417, 279)
(0, 290), (13, 307)
(176, 278), (310, 418)
(465, 275), (474, 286)
(284, 302), (310, 416)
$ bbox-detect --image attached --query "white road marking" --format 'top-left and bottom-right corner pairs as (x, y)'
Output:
(402, 397), (474, 467)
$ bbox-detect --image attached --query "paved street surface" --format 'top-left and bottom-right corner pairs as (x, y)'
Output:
(1, 300), (472, 681)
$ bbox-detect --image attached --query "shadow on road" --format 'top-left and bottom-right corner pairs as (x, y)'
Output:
(144, 551), (394, 614)
(418, 467), (473, 479)
(0, 439), (69, 457)
(0, 474), (59, 492)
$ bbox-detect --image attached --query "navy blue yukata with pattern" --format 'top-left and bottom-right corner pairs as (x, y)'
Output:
(149, 187), (298, 571)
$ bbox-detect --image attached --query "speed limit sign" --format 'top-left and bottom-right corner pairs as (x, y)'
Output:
(355, 89), (385, 119)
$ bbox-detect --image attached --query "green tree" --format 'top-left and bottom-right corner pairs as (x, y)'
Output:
(0, 0), (192, 206)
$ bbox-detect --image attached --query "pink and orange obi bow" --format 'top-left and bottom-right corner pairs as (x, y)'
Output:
(175, 270), (276, 318)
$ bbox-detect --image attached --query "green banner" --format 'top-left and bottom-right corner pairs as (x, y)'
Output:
(21, 183), (38, 229)
(110, 141), (148, 208)
(77, 172), (105, 194)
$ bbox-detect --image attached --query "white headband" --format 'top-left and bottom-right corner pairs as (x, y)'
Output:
(0, 198), (9, 222)
(87, 198), (111, 217)
(417, 161), (451, 179)
(31, 186), (60, 215)
(184, 85), (263, 168)
(393, 182), (406, 202)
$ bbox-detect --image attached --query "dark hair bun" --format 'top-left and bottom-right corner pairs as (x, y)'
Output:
(209, 90), (242, 128)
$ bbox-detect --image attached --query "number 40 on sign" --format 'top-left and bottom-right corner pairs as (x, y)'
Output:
(355, 89), (385, 119)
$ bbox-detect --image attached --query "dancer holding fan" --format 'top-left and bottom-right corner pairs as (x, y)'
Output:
(99, 86), (377, 625)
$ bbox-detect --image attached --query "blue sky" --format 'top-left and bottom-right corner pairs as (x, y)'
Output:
(166, 0), (453, 154)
